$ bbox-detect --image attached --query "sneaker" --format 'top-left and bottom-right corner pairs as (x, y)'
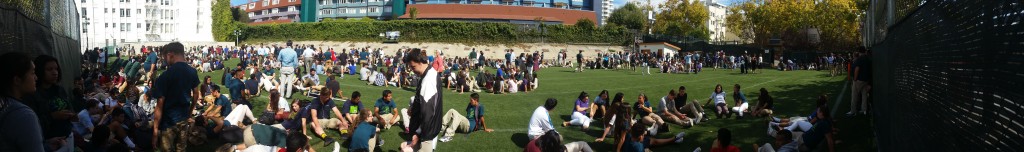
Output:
(324, 137), (336, 146)
(439, 136), (453, 142)
(845, 112), (856, 117)
(378, 137), (385, 146)
(674, 132), (686, 143)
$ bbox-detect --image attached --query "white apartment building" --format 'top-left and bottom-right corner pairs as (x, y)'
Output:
(596, 0), (615, 26)
(77, 0), (214, 51)
(703, 0), (728, 43)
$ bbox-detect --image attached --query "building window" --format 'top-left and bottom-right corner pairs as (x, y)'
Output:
(137, 23), (141, 28)
(104, 8), (107, 13)
(272, 0), (279, 5)
(81, 8), (87, 17)
(369, 7), (376, 13)
(339, 8), (346, 14)
(82, 23), (88, 33)
(263, 0), (270, 6)
(288, 6), (296, 12)
(290, 0), (296, 2)
(249, 3), (255, 9)
(137, 9), (141, 14)
(82, 0), (86, 3)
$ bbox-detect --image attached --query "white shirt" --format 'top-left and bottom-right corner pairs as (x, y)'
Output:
(528, 106), (554, 138)
(303, 48), (315, 59)
(277, 97), (291, 112)
(711, 92), (728, 105)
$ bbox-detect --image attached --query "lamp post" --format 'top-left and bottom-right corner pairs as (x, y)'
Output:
(233, 29), (241, 45)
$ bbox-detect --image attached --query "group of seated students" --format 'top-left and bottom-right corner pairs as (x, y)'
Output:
(523, 83), (835, 152)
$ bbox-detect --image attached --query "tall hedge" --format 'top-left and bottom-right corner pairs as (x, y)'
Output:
(240, 20), (631, 45)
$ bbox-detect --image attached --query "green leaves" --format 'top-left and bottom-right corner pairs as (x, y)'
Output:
(725, 0), (863, 50)
(212, 0), (240, 42)
(240, 20), (630, 45)
(653, 0), (711, 40)
(608, 3), (646, 30)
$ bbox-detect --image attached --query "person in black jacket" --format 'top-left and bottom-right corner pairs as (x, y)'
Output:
(401, 48), (443, 152)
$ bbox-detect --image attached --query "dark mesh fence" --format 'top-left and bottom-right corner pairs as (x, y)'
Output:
(870, 0), (1024, 151)
(0, 0), (81, 91)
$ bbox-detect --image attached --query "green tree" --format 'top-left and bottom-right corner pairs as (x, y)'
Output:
(607, 3), (646, 30)
(653, 0), (710, 40)
(574, 18), (595, 30)
(212, 0), (240, 41)
(409, 7), (418, 20)
(724, 0), (861, 50)
(231, 7), (250, 23)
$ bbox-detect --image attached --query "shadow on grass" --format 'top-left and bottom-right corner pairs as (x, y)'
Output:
(511, 133), (531, 148)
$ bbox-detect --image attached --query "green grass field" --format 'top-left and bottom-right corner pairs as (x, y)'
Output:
(155, 57), (875, 152)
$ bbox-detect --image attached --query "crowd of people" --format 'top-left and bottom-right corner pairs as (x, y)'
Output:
(0, 39), (871, 152)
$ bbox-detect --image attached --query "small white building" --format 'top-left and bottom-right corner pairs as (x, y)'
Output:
(638, 42), (680, 60)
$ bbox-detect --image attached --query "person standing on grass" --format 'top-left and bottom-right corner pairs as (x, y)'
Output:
(848, 48), (872, 117)
(375, 90), (400, 130)
(576, 50), (584, 72)
(402, 48), (444, 152)
(528, 98), (558, 140)
(278, 40), (299, 99)
(151, 42), (201, 152)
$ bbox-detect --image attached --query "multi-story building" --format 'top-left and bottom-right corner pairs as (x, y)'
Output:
(238, 0), (304, 25)
(394, 0), (599, 25)
(76, 0), (213, 50)
(314, 0), (394, 20)
(704, 0), (728, 43)
(596, 0), (614, 26)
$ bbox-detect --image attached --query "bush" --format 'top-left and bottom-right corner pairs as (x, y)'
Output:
(240, 20), (630, 45)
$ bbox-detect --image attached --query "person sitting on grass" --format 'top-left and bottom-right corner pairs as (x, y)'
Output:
(596, 93), (630, 142)
(375, 90), (401, 130)
(342, 91), (365, 128)
(309, 90), (347, 144)
(729, 84), (750, 118)
(754, 129), (799, 152)
(710, 128), (740, 152)
(633, 93), (665, 135)
(527, 98), (558, 140)
(204, 85), (232, 133)
(525, 130), (594, 152)
(214, 122), (290, 152)
(438, 93), (493, 142)
(658, 90), (689, 127)
(349, 109), (380, 152)
(618, 120), (686, 152)
(563, 91), (594, 130)
(266, 89), (291, 123)
(751, 88), (774, 118)
(798, 103), (835, 152)
(705, 84), (730, 119)
(590, 90), (610, 120)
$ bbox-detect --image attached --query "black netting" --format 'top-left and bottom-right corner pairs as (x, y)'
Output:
(870, 0), (1024, 151)
(0, 0), (81, 91)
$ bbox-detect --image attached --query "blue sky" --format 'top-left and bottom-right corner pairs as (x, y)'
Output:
(230, 0), (735, 9)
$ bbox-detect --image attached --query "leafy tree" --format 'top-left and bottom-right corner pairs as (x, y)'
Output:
(231, 7), (250, 23)
(724, 0), (861, 50)
(607, 3), (645, 30)
(653, 0), (710, 40)
(575, 18), (595, 30)
(409, 7), (418, 20)
(212, 0), (240, 41)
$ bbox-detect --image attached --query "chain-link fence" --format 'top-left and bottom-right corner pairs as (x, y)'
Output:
(0, 0), (81, 92)
(868, 0), (1024, 151)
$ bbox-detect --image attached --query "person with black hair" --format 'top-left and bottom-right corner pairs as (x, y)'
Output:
(563, 91), (594, 130)
(245, 73), (261, 97)
(227, 69), (249, 106)
(752, 88), (774, 118)
(590, 90), (609, 119)
(710, 128), (739, 152)
(25, 55), (77, 152)
(729, 84), (750, 118)
(342, 91), (366, 127)
(437, 93), (491, 142)
(527, 98), (558, 140)
(106, 108), (138, 150)
(375, 90), (400, 129)
(0, 53), (44, 152)
(310, 89), (346, 145)
(403, 48), (445, 152)
(151, 42), (202, 152)
(286, 125), (312, 152)
(754, 129), (799, 152)
(706, 84), (730, 119)
(595, 93), (628, 142)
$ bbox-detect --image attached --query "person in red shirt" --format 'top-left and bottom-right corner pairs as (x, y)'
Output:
(711, 128), (740, 152)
